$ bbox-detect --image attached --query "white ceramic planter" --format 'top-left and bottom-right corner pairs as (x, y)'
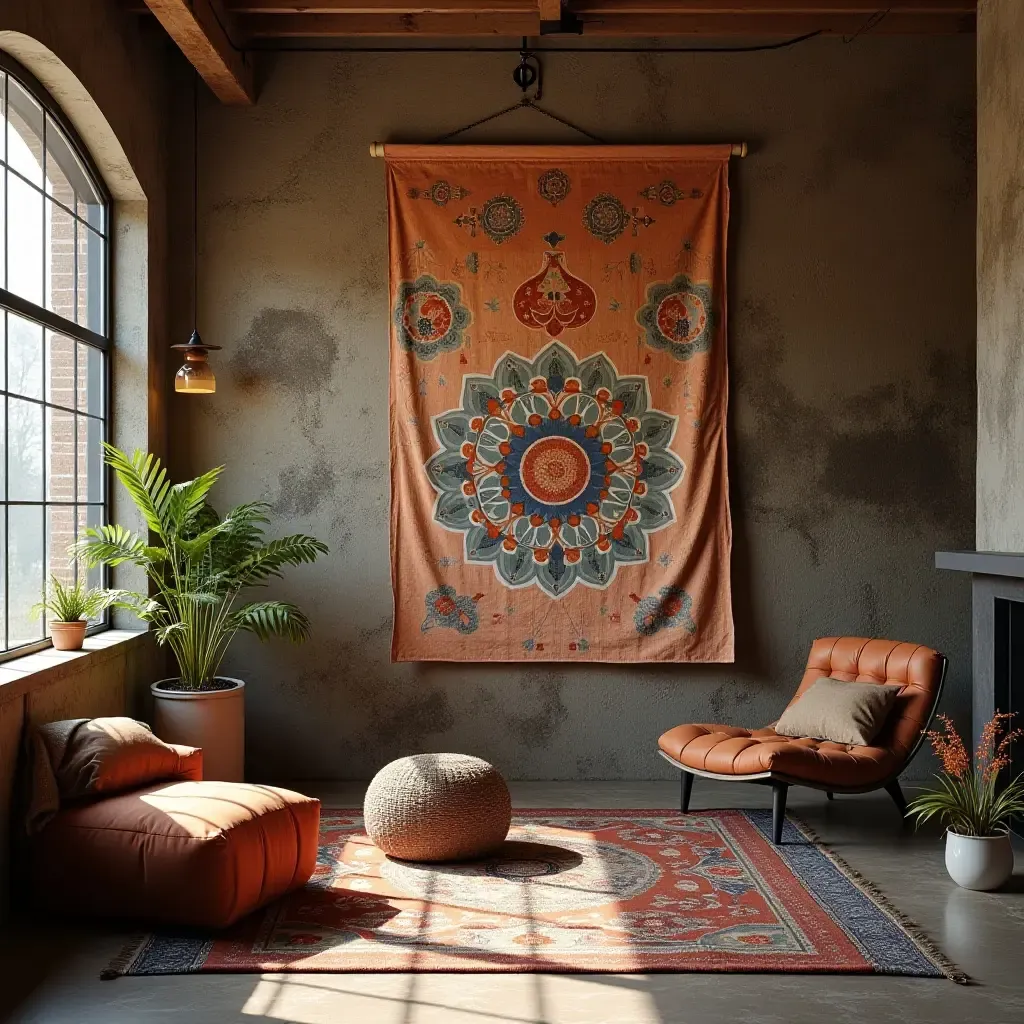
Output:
(151, 677), (245, 782)
(944, 828), (1014, 891)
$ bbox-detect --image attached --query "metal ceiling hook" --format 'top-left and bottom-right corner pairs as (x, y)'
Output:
(512, 46), (542, 101)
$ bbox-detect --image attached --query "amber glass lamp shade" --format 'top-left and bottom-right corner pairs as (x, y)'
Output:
(172, 331), (221, 396)
(175, 352), (216, 393)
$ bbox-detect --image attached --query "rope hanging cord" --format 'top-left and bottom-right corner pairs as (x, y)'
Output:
(369, 43), (747, 156)
(432, 96), (605, 145)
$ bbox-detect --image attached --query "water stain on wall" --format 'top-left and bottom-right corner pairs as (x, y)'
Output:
(231, 307), (340, 437)
(507, 674), (569, 749)
(733, 298), (972, 565)
(274, 455), (337, 518)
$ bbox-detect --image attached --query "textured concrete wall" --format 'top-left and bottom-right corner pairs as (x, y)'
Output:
(175, 37), (976, 781)
(977, 1), (1024, 551)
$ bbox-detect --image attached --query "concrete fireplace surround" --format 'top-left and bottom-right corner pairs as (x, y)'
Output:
(936, 552), (1024, 759)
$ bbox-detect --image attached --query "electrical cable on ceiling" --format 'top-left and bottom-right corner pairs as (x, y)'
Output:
(240, 30), (824, 55)
(204, 0), (825, 57)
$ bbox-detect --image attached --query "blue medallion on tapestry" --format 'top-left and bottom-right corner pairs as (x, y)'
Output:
(636, 274), (714, 361)
(421, 584), (480, 634)
(632, 585), (696, 636)
(425, 342), (685, 599)
(393, 275), (471, 361)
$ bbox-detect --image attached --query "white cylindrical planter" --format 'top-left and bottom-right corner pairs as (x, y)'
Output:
(151, 678), (245, 782)
(944, 829), (1014, 891)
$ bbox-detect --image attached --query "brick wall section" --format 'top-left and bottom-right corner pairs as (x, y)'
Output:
(45, 146), (78, 584)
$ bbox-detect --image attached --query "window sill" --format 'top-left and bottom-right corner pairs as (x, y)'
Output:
(0, 629), (151, 707)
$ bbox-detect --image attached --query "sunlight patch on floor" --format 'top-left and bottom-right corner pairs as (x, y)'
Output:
(241, 971), (665, 1024)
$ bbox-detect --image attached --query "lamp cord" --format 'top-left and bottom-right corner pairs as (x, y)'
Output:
(193, 68), (199, 333)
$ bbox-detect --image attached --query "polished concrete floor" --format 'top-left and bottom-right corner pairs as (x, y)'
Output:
(1, 780), (1023, 1024)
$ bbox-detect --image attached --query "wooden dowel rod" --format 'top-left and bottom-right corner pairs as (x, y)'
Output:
(369, 141), (747, 157)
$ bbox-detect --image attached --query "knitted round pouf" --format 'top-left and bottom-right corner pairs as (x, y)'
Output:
(364, 753), (511, 862)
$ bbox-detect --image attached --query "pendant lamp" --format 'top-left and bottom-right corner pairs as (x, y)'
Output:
(173, 70), (220, 394)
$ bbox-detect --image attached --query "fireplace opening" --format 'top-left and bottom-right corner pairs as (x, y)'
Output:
(993, 598), (1023, 825)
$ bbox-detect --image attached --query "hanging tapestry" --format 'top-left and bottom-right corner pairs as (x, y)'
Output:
(387, 145), (733, 663)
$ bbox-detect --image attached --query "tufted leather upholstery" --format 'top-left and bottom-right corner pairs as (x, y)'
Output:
(658, 637), (944, 789)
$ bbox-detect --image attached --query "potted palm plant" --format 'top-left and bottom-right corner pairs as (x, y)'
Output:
(31, 574), (116, 651)
(908, 712), (1024, 891)
(76, 444), (327, 781)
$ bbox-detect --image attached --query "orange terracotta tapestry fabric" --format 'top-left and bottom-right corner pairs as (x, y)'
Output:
(387, 145), (733, 663)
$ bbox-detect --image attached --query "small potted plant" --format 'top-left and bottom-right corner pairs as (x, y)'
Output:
(908, 712), (1024, 891)
(31, 574), (115, 651)
(76, 444), (327, 781)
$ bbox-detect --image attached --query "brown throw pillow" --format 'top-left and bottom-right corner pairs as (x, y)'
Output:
(55, 717), (185, 800)
(774, 677), (901, 746)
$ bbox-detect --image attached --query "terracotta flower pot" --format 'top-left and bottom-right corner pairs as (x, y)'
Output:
(50, 620), (87, 651)
(151, 677), (245, 782)
(945, 828), (1014, 891)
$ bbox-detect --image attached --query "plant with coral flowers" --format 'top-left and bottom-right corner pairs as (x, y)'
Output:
(907, 712), (1024, 837)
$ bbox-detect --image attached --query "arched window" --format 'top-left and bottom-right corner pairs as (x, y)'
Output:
(0, 53), (109, 658)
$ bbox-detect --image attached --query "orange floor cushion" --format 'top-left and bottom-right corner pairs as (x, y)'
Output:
(31, 781), (321, 929)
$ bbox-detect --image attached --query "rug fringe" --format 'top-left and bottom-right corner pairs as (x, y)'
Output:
(101, 933), (151, 980)
(789, 815), (970, 985)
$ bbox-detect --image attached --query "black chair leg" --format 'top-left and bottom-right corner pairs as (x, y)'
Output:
(826, 791), (834, 801)
(885, 779), (908, 818)
(772, 782), (789, 845)
(680, 770), (694, 813)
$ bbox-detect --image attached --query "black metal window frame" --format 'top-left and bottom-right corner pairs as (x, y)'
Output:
(0, 51), (112, 664)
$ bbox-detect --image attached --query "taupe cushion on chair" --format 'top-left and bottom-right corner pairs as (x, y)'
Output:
(774, 676), (901, 746)
(364, 753), (511, 862)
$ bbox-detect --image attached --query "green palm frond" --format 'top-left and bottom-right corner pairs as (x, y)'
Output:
(74, 524), (164, 568)
(229, 601), (311, 642)
(86, 446), (327, 688)
(103, 445), (172, 535)
(165, 466), (224, 532)
(234, 535), (330, 585)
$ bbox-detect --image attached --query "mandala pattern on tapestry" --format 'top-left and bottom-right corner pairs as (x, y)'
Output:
(426, 342), (684, 598)
(537, 168), (571, 206)
(636, 274), (715, 361)
(479, 194), (524, 245)
(583, 192), (631, 243)
(393, 275), (472, 361)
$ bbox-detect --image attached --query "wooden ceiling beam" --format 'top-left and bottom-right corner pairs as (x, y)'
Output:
(242, 11), (543, 33)
(225, 0), (539, 10)
(237, 10), (974, 34)
(142, 0), (256, 104)
(576, 11), (974, 31)
(224, 0), (973, 11)
(571, 1), (973, 11)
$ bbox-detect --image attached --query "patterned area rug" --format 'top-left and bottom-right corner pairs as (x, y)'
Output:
(105, 809), (965, 981)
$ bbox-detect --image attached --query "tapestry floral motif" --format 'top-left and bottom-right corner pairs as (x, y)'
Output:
(425, 342), (684, 599)
(636, 274), (714, 361)
(640, 180), (703, 206)
(537, 168), (572, 206)
(420, 584), (481, 633)
(631, 585), (696, 636)
(479, 194), (525, 245)
(407, 180), (471, 206)
(583, 193), (631, 243)
(393, 275), (472, 361)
